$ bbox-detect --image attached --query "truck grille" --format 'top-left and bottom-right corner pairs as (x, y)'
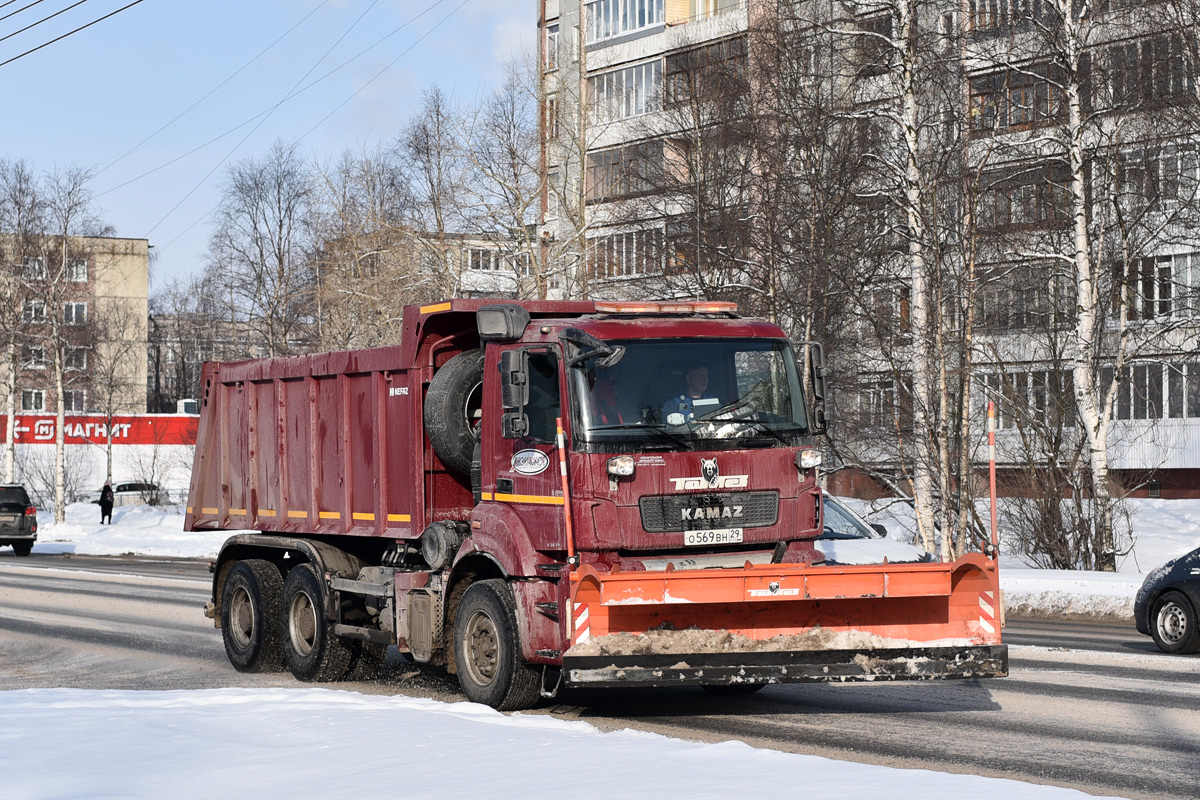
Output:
(639, 492), (779, 533)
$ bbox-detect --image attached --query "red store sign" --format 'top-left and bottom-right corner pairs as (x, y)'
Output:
(0, 415), (198, 446)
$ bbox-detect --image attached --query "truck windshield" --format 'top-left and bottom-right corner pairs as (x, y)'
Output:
(570, 338), (809, 450)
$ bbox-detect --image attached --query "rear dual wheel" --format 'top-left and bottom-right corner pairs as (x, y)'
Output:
(221, 559), (284, 673)
(281, 564), (355, 681)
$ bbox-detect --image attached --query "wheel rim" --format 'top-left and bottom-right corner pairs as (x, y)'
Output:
(288, 590), (318, 657)
(1157, 601), (1188, 645)
(463, 608), (500, 686)
(229, 586), (255, 650)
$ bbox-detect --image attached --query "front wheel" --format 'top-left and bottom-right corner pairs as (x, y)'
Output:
(1151, 591), (1200, 654)
(280, 564), (354, 681)
(453, 579), (541, 711)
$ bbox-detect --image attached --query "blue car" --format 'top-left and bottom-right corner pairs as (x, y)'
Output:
(1135, 545), (1200, 654)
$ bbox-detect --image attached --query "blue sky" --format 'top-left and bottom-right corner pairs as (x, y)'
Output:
(3, 0), (533, 289)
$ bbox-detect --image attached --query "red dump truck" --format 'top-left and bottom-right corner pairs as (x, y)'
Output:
(187, 299), (1006, 710)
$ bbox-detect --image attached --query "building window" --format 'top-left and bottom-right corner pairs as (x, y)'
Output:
(1106, 35), (1193, 109)
(856, 374), (913, 429)
(66, 347), (88, 371)
(21, 389), (44, 412)
(978, 165), (1071, 231)
(967, 0), (1048, 34)
(546, 94), (559, 138)
(22, 346), (46, 369)
(584, 141), (663, 202)
(63, 390), (86, 413)
(21, 257), (46, 280)
(969, 64), (1067, 132)
(1118, 145), (1200, 211)
(68, 258), (88, 282)
(466, 248), (500, 272)
(585, 0), (665, 44)
(1115, 252), (1200, 321)
(588, 59), (663, 124)
(545, 23), (559, 71)
(64, 302), (87, 325)
(23, 300), (46, 323)
(978, 369), (1075, 429)
(977, 264), (1072, 330)
(546, 170), (561, 220)
(854, 13), (894, 77)
(665, 37), (747, 106)
(586, 228), (665, 279)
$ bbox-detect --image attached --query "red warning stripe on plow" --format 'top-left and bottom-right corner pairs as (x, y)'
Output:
(979, 590), (997, 634)
(573, 602), (591, 645)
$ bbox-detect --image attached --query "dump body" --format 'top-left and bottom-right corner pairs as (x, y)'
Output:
(188, 299), (1005, 708)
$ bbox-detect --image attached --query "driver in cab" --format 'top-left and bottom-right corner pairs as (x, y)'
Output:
(662, 363), (719, 424)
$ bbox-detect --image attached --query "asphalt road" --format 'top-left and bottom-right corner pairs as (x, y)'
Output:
(2, 552), (1197, 799)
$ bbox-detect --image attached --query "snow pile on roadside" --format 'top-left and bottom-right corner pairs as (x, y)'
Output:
(835, 497), (1200, 619)
(32, 503), (227, 559)
(0, 687), (1125, 800)
(1000, 569), (1143, 619)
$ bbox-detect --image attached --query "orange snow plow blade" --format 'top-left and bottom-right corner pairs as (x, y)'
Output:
(562, 553), (1006, 688)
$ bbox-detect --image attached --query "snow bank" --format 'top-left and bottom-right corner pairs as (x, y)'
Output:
(32, 502), (227, 559)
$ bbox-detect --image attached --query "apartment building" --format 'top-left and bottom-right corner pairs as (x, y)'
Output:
(539, 0), (1200, 497)
(3, 235), (149, 416)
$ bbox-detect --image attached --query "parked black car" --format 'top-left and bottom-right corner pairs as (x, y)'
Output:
(0, 484), (38, 557)
(1135, 545), (1200, 654)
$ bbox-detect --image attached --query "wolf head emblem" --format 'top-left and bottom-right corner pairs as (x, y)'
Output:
(701, 457), (719, 486)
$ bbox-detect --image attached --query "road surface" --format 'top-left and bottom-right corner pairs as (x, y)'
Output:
(1, 552), (1196, 799)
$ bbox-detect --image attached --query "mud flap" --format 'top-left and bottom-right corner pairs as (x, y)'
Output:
(562, 644), (1008, 689)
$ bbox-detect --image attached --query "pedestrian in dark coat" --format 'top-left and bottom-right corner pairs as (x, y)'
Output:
(99, 482), (114, 524)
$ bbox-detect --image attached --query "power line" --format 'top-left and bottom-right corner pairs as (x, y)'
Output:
(0, 0), (55, 26)
(299, 0), (470, 141)
(0, 0), (149, 69)
(98, 0), (332, 175)
(144, 0), (386, 238)
(102, 0), (450, 196)
(154, 0), (467, 256)
(0, 0), (92, 45)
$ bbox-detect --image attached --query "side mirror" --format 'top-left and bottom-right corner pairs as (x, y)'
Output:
(499, 349), (530, 439)
(798, 340), (828, 435)
(499, 349), (529, 410)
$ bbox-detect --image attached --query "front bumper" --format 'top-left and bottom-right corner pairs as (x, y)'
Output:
(562, 644), (1009, 688)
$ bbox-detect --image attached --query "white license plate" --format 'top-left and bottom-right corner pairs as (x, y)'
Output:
(684, 528), (743, 546)
(0, 515), (16, 523)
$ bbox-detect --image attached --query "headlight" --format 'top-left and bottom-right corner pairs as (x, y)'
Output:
(607, 456), (635, 477)
(796, 449), (822, 469)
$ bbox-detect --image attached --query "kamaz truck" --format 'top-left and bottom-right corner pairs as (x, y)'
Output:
(186, 299), (1006, 710)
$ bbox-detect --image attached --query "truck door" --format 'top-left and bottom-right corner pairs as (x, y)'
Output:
(485, 346), (566, 552)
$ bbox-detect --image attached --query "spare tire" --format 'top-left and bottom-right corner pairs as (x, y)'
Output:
(424, 349), (485, 475)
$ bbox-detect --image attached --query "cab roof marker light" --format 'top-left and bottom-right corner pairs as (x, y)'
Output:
(594, 301), (738, 315)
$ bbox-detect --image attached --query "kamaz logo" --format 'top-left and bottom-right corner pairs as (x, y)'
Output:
(670, 475), (748, 490)
(681, 505), (743, 521)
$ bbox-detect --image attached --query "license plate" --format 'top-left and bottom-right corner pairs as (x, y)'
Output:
(0, 515), (16, 523)
(684, 528), (743, 546)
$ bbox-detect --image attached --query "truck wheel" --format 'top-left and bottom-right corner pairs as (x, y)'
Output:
(221, 559), (284, 672)
(1151, 591), (1200, 654)
(11, 541), (32, 557)
(453, 579), (541, 711)
(280, 564), (354, 681)
(424, 349), (484, 475)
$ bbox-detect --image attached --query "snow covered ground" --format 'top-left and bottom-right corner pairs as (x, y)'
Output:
(0, 688), (1126, 800)
(6, 499), (1195, 799)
